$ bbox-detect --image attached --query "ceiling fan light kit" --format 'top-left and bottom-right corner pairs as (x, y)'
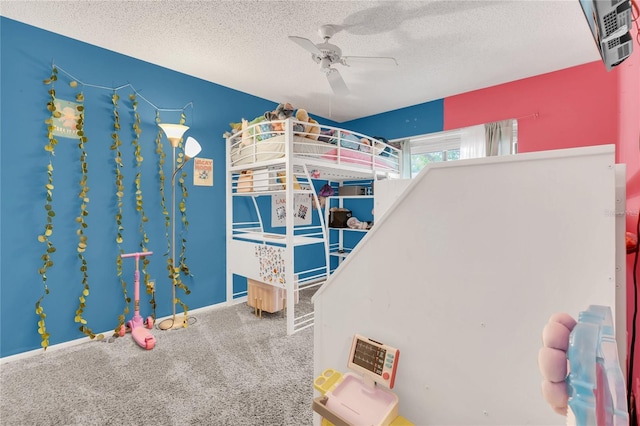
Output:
(289, 24), (398, 95)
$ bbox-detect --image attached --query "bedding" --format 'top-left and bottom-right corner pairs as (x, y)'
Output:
(228, 118), (400, 174)
(320, 147), (396, 170)
(230, 135), (334, 166)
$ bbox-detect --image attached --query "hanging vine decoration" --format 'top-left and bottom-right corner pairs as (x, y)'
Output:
(174, 112), (192, 317)
(73, 88), (102, 340)
(154, 115), (182, 315)
(34, 63), (196, 347)
(130, 93), (155, 318)
(177, 157), (193, 279)
(155, 112), (170, 257)
(111, 91), (129, 336)
(176, 111), (193, 280)
(36, 66), (60, 350)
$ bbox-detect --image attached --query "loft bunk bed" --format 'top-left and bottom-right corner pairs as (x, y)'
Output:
(225, 116), (401, 335)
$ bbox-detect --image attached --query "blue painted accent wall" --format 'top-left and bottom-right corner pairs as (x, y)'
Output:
(0, 18), (277, 357)
(342, 100), (444, 140)
(0, 18), (446, 358)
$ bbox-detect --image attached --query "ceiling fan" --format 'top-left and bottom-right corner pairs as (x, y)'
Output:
(288, 24), (398, 95)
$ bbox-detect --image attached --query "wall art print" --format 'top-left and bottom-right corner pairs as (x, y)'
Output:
(254, 245), (286, 285)
(271, 193), (312, 227)
(52, 98), (81, 139)
(193, 157), (213, 186)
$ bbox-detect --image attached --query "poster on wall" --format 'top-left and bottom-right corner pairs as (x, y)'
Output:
(52, 98), (81, 139)
(193, 158), (213, 186)
(271, 193), (312, 227)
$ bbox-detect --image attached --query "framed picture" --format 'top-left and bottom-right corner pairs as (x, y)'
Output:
(193, 158), (213, 186)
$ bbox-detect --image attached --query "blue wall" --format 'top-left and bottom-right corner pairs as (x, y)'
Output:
(343, 100), (444, 140)
(0, 17), (444, 357)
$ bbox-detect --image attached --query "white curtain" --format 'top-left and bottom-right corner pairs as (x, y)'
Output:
(460, 120), (515, 159)
(459, 124), (486, 159)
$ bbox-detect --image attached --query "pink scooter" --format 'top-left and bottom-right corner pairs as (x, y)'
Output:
(119, 251), (155, 350)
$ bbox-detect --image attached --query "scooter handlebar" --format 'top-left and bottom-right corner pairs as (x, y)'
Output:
(120, 251), (153, 259)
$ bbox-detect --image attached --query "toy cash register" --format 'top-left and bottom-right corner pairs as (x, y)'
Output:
(313, 334), (409, 426)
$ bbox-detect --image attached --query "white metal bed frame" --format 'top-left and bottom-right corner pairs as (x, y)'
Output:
(225, 117), (401, 334)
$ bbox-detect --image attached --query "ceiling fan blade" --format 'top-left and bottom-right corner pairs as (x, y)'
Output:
(288, 36), (322, 56)
(326, 68), (349, 95)
(341, 56), (398, 67)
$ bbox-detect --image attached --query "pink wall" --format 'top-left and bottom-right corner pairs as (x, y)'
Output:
(443, 61), (620, 153)
(444, 41), (640, 411)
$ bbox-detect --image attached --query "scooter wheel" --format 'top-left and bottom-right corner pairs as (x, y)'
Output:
(145, 316), (154, 329)
(146, 339), (155, 350)
(118, 326), (126, 337)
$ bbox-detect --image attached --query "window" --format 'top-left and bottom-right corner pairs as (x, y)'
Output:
(404, 128), (464, 178)
(396, 120), (518, 178)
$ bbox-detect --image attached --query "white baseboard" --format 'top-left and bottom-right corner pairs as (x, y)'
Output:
(1, 299), (245, 365)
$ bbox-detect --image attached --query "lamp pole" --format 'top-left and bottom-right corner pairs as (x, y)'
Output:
(157, 124), (189, 331)
(157, 126), (202, 331)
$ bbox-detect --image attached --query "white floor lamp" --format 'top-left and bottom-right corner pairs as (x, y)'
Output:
(157, 123), (202, 331)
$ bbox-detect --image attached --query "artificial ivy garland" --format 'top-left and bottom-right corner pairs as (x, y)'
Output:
(35, 63), (197, 348)
(73, 88), (103, 341)
(173, 113), (192, 319)
(177, 165), (193, 279)
(155, 112), (170, 254)
(131, 94), (155, 317)
(176, 111), (193, 280)
(36, 67), (61, 350)
(111, 91), (130, 336)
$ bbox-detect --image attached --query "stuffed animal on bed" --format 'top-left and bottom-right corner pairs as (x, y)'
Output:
(223, 121), (243, 139)
(295, 108), (320, 140)
(538, 312), (576, 416)
(265, 102), (295, 121)
(265, 102), (305, 133)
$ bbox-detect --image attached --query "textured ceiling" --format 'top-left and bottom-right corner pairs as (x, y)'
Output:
(1, 0), (600, 122)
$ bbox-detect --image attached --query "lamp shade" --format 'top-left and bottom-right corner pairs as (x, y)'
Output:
(184, 136), (202, 161)
(159, 123), (189, 147)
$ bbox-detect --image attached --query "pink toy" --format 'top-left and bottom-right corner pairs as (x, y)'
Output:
(119, 251), (155, 350)
(538, 312), (577, 415)
(540, 308), (629, 424)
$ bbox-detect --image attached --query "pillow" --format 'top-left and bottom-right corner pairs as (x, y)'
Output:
(318, 129), (335, 143)
(257, 123), (277, 140)
(334, 132), (361, 150)
(241, 116), (275, 145)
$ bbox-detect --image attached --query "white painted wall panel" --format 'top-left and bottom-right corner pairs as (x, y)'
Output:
(313, 145), (621, 425)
